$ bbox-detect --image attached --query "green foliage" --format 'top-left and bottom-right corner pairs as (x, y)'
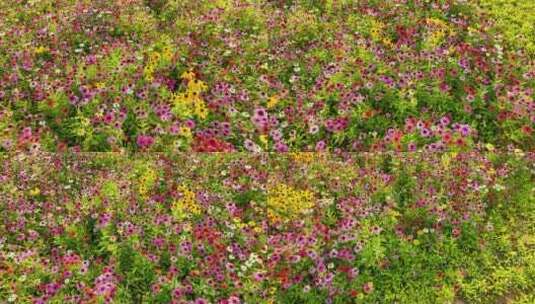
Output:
(480, 0), (535, 54)
(117, 244), (157, 303)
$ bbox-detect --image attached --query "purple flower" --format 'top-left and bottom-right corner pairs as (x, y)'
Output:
(459, 124), (471, 137)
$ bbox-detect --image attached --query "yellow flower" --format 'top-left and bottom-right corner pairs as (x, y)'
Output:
(34, 46), (48, 54)
(267, 184), (314, 223)
(171, 72), (210, 120)
(29, 187), (40, 196)
(149, 51), (161, 63)
(266, 95), (279, 109)
(138, 168), (157, 198)
(370, 20), (384, 41)
(179, 126), (192, 139)
(290, 152), (314, 163)
(172, 93), (193, 118)
(187, 79), (208, 94)
(259, 135), (268, 147)
(382, 38), (394, 48)
(144, 64), (155, 81)
(162, 46), (173, 61)
(194, 100), (208, 120)
(181, 69), (196, 81)
(172, 184), (202, 219)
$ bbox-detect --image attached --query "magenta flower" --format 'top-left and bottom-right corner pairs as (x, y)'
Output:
(137, 135), (155, 149)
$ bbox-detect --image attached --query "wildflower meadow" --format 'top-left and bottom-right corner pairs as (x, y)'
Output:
(0, 1), (534, 304)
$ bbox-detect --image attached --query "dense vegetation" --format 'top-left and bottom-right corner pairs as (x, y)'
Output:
(0, 1), (533, 303)
(0, 0), (533, 152)
(0, 153), (534, 303)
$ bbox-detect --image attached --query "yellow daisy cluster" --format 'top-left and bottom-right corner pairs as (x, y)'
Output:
(370, 19), (385, 42)
(171, 70), (209, 120)
(179, 126), (192, 139)
(172, 184), (201, 220)
(267, 184), (314, 223)
(289, 152), (315, 163)
(34, 46), (48, 55)
(231, 217), (264, 233)
(29, 187), (41, 196)
(266, 95), (280, 109)
(424, 18), (452, 49)
(138, 167), (157, 199)
(143, 52), (159, 82)
(143, 38), (174, 82)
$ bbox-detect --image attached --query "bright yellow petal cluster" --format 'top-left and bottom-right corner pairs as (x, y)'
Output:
(179, 126), (192, 139)
(424, 18), (452, 49)
(266, 95), (279, 109)
(138, 167), (157, 199)
(267, 184), (314, 223)
(181, 69), (196, 81)
(34, 46), (48, 54)
(172, 184), (201, 220)
(172, 71), (209, 120)
(290, 152), (315, 163)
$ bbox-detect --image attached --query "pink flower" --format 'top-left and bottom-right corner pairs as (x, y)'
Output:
(137, 135), (155, 149)
(363, 282), (374, 294)
(315, 140), (326, 151)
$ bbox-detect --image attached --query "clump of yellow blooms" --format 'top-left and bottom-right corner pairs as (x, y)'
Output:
(34, 46), (48, 55)
(290, 152), (315, 163)
(171, 69), (209, 120)
(267, 184), (314, 223)
(230, 217), (264, 233)
(259, 134), (268, 148)
(266, 95), (280, 109)
(172, 184), (202, 220)
(29, 187), (41, 196)
(138, 167), (157, 199)
(423, 18), (452, 49)
(179, 126), (193, 139)
(143, 35), (175, 82)
(143, 52), (159, 82)
(369, 19), (385, 42)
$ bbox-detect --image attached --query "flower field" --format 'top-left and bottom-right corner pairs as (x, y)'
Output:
(0, 0), (533, 152)
(1, 153), (534, 303)
(0, 0), (534, 304)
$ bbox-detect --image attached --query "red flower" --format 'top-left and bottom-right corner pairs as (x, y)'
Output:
(192, 135), (234, 152)
(521, 125), (532, 135)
